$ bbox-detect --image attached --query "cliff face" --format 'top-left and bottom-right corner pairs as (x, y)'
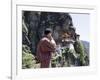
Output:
(22, 11), (74, 54)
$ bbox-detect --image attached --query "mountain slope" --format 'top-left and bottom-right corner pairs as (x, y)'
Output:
(81, 40), (90, 57)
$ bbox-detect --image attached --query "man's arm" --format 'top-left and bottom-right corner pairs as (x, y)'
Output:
(42, 38), (56, 52)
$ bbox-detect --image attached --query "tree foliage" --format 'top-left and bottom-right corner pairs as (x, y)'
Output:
(74, 41), (85, 65)
(22, 45), (34, 69)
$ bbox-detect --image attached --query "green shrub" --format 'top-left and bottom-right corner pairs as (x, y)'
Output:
(22, 45), (34, 69)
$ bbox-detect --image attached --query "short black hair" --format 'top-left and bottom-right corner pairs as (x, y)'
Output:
(44, 28), (52, 35)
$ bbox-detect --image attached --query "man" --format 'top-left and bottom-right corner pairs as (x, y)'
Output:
(36, 28), (56, 68)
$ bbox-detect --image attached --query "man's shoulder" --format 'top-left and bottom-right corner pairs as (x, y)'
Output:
(41, 37), (50, 42)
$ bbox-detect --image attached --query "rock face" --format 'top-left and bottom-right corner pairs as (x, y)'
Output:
(22, 11), (74, 54)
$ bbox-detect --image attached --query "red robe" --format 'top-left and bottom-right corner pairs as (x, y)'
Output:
(36, 37), (56, 68)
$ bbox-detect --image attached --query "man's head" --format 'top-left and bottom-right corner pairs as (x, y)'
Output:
(44, 28), (52, 38)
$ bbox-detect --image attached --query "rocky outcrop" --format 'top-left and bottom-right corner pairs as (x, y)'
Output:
(22, 11), (74, 54)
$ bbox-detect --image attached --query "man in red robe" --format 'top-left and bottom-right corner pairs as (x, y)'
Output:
(36, 28), (56, 68)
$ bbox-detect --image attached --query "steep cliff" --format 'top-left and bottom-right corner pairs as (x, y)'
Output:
(22, 11), (73, 54)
